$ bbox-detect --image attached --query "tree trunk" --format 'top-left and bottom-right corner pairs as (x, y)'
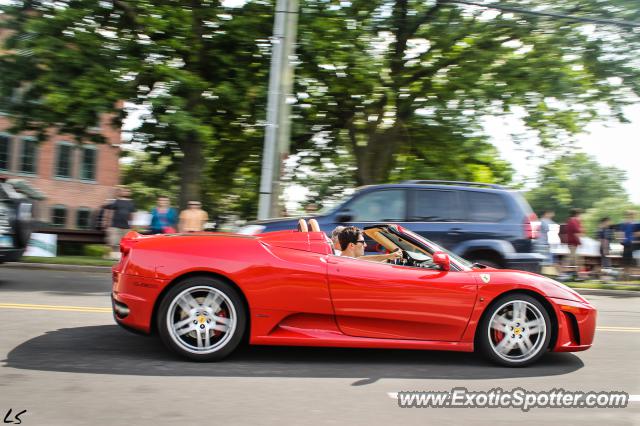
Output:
(178, 132), (204, 210)
(352, 126), (402, 186)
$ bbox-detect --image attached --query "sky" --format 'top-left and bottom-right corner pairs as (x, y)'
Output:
(485, 104), (640, 203)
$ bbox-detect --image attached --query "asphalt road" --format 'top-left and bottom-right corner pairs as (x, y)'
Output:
(0, 267), (638, 426)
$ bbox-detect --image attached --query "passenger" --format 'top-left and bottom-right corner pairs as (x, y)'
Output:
(337, 226), (401, 262)
(330, 226), (345, 255)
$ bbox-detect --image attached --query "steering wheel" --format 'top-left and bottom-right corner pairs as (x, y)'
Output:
(387, 249), (408, 265)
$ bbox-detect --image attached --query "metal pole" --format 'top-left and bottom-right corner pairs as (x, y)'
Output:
(258, 0), (298, 220)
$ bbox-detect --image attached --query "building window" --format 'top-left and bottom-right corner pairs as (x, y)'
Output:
(0, 134), (10, 171)
(80, 146), (97, 181)
(20, 138), (37, 174)
(55, 142), (74, 178)
(76, 208), (91, 229)
(51, 205), (67, 227)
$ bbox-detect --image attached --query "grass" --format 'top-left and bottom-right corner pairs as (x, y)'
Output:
(21, 256), (116, 267)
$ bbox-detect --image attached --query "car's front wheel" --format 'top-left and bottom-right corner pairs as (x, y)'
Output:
(477, 294), (551, 367)
(157, 277), (246, 361)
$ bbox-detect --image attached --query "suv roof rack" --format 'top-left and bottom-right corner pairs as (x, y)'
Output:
(401, 180), (505, 189)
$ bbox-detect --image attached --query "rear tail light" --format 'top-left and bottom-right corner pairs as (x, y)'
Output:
(524, 213), (540, 239)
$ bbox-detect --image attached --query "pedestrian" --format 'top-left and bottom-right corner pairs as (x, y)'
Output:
(329, 226), (346, 255)
(149, 195), (178, 234)
(597, 217), (613, 275)
(105, 186), (136, 260)
(537, 210), (556, 267)
(179, 201), (209, 232)
(619, 210), (638, 278)
(563, 208), (583, 279)
(94, 198), (114, 231)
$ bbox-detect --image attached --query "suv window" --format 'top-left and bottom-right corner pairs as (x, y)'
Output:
(411, 190), (464, 221)
(346, 189), (406, 222)
(466, 191), (508, 222)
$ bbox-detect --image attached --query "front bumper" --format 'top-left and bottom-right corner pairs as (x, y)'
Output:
(549, 297), (597, 352)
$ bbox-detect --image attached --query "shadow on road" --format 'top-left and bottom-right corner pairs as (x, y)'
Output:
(4, 325), (584, 382)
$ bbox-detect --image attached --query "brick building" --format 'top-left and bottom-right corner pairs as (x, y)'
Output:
(0, 113), (121, 230)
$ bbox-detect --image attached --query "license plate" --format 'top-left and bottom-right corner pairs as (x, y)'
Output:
(0, 235), (13, 248)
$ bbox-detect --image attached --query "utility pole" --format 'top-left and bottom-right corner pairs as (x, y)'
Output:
(257, 0), (299, 220)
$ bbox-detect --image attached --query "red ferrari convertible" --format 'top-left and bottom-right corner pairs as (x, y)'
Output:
(111, 220), (596, 367)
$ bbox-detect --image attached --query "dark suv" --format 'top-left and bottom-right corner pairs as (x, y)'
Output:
(0, 179), (33, 263)
(242, 180), (544, 273)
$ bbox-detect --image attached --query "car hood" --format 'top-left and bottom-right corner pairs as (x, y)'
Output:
(477, 268), (589, 304)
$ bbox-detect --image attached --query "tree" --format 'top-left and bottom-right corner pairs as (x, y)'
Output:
(290, 0), (640, 186)
(121, 152), (179, 211)
(0, 0), (273, 210)
(582, 196), (640, 237)
(525, 152), (628, 222)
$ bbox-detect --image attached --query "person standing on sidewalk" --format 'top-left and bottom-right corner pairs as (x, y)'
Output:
(149, 196), (178, 234)
(564, 208), (584, 279)
(537, 210), (556, 267)
(105, 186), (136, 259)
(597, 217), (613, 276)
(619, 210), (639, 279)
(178, 201), (209, 232)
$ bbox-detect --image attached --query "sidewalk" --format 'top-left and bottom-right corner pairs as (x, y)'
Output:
(2, 261), (113, 273)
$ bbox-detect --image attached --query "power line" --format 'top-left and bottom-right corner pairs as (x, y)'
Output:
(441, 0), (640, 28)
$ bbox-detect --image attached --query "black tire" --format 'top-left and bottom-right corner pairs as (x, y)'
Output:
(477, 293), (551, 367)
(157, 276), (246, 361)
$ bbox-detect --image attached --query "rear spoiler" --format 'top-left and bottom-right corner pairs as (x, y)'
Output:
(120, 231), (144, 255)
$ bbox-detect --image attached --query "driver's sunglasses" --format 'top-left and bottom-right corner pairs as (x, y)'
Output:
(356, 240), (366, 245)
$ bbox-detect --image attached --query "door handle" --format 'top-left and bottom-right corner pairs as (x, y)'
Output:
(448, 228), (462, 235)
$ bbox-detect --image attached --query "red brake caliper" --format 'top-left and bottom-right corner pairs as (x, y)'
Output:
(213, 308), (228, 337)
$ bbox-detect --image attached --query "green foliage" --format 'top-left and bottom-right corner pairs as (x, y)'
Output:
(121, 152), (180, 210)
(83, 244), (110, 257)
(526, 153), (629, 222)
(2, 1), (639, 220)
(290, 0), (640, 187)
(582, 197), (640, 237)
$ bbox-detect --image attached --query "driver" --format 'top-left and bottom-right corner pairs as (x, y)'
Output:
(337, 226), (401, 262)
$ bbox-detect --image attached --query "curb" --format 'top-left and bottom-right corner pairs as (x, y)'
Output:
(1, 262), (113, 273)
(567, 287), (640, 297)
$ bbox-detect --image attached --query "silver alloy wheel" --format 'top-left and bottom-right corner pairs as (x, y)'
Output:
(166, 285), (237, 355)
(487, 300), (547, 363)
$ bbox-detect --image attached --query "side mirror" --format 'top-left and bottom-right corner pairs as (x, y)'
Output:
(335, 211), (352, 223)
(432, 251), (450, 271)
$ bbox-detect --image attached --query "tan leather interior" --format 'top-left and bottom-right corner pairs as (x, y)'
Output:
(297, 218), (308, 232)
(308, 218), (320, 232)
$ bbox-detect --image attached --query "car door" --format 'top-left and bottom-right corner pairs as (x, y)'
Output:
(408, 189), (467, 248)
(327, 256), (477, 341)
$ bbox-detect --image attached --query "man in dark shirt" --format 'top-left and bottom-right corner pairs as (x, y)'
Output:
(563, 208), (583, 279)
(105, 186), (136, 259)
(619, 210), (638, 277)
(597, 217), (613, 272)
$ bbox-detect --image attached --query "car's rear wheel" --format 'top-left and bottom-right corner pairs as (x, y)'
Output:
(157, 277), (246, 361)
(477, 294), (551, 367)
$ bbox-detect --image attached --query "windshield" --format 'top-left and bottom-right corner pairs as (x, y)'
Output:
(397, 227), (474, 269)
